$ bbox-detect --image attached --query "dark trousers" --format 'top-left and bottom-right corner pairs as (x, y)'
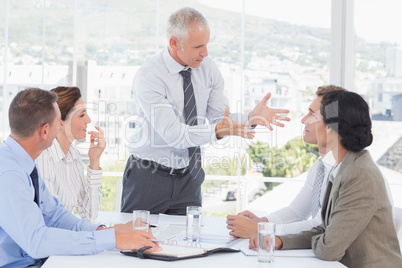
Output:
(121, 155), (204, 215)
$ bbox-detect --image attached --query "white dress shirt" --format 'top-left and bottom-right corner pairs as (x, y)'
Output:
(329, 161), (341, 183)
(265, 151), (336, 235)
(36, 139), (103, 223)
(129, 48), (248, 169)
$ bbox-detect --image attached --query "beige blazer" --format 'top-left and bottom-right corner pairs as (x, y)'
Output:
(280, 150), (402, 268)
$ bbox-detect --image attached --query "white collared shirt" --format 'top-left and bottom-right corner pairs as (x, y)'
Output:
(266, 151), (337, 235)
(36, 139), (103, 222)
(129, 48), (248, 168)
(329, 161), (342, 183)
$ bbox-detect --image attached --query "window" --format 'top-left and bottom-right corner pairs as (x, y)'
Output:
(1, 0), (400, 215)
(355, 0), (402, 208)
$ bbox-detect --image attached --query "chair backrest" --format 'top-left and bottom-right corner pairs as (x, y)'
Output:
(393, 207), (402, 241)
(116, 178), (123, 212)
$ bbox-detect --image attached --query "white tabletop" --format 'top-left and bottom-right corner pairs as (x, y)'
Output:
(42, 212), (346, 268)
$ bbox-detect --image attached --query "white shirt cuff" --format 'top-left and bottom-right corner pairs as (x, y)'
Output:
(266, 214), (283, 223)
(87, 167), (102, 185)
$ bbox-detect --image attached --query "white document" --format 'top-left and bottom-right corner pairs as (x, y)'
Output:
(236, 239), (258, 256)
(275, 249), (316, 258)
(157, 213), (205, 226)
(158, 214), (187, 225)
(237, 239), (316, 258)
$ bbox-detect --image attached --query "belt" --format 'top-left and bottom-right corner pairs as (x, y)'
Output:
(133, 156), (190, 176)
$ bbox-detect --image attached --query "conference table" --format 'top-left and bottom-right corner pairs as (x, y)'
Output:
(42, 212), (346, 268)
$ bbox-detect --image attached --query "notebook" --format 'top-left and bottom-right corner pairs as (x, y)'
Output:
(121, 233), (243, 261)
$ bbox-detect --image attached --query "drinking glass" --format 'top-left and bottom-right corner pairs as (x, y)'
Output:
(186, 206), (202, 242)
(258, 222), (275, 263)
(133, 210), (150, 231)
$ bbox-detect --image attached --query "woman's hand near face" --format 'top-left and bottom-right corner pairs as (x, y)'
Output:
(88, 126), (106, 170)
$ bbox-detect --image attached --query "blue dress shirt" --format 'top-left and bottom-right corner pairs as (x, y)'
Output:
(129, 48), (248, 169)
(0, 136), (115, 267)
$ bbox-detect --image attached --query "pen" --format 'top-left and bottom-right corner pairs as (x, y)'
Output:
(148, 239), (164, 243)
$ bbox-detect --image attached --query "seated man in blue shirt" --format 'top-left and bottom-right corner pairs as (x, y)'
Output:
(0, 88), (161, 267)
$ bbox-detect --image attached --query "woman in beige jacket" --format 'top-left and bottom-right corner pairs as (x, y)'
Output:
(251, 90), (402, 268)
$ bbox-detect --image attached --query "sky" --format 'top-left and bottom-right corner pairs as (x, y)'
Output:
(201, 0), (402, 46)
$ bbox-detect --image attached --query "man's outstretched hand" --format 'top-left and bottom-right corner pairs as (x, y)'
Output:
(248, 92), (290, 131)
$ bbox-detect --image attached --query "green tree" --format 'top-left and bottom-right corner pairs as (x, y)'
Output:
(246, 141), (270, 167)
(98, 160), (127, 212)
(203, 154), (249, 176)
(247, 137), (318, 194)
(202, 154), (250, 195)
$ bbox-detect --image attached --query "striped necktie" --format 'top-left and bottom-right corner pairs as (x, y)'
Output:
(179, 69), (202, 176)
(311, 158), (325, 217)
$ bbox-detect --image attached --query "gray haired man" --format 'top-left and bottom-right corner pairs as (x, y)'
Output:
(121, 7), (290, 215)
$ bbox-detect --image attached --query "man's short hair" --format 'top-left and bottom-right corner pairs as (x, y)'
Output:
(9, 88), (58, 138)
(315, 85), (346, 97)
(167, 7), (209, 45)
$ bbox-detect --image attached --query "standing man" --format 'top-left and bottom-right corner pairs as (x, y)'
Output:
(226, 85), (342, 237)
(0, 88), (160, 267)
(121, 7), (290, 215)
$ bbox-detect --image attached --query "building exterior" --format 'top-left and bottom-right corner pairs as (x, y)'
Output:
(386, 47), (402, 77)
(392, 93), (402, 121)
(371, 76), (402, 117)
(0, 65), (69, 137)
(244, 77), (295, 115)
(0, 62), (139, 162)
(371, 47), (402, 120)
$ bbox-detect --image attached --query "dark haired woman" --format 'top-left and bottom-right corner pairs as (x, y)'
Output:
(36, 86), (105, 222)
(252, 90), (402, 267)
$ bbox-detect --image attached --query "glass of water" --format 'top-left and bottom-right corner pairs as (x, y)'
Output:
(258, 222), (275, 263)
(133, 210), (150, 231)
(186, 206), (202, 242)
